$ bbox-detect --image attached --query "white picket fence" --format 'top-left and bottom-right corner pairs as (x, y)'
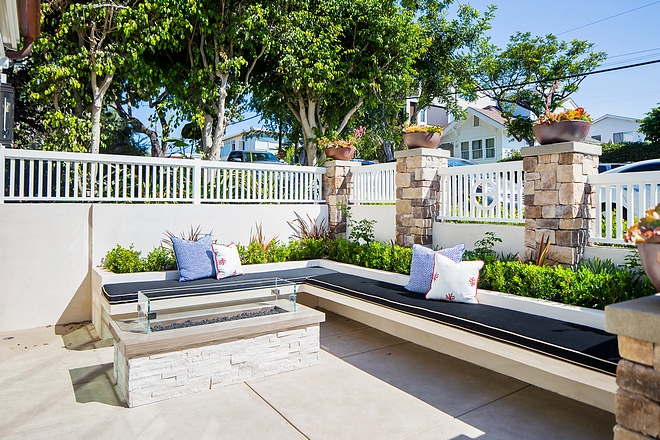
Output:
(350, 163), (396, 204)
(588, 171), (660, 244)
(436, 162), (525, 224)
(1, 147), (325, 204)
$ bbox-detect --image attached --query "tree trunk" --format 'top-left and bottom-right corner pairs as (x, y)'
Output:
(89, 71), (114, 155)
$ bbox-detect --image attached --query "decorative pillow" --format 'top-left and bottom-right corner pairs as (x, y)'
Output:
(212, 243), (244, 279)
(426, 253), (484, 304)
(404, 243), (466, 294)
(171, 234), (216, 282)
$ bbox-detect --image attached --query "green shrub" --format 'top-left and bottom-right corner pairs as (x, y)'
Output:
(287, 238), (327, 261)
(104, 244), (145, 274)
(599, 141), (660, 163)
(237, 241), (268, 265)
(145, 247), (177, 272)
(266, 241), (290, 263)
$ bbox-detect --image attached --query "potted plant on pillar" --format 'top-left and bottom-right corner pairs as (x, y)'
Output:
(533, 82), (593, 145)
(402, 123), (443, 149)
(624, 202), (660, 291)
(318, 126), (366, 161)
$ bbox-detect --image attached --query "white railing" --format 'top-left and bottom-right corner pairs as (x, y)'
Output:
(588, 171), (660, 244)
(1, 147), (325, 204)
(350, 163), (396, 204)
(437, 161), (525, 224)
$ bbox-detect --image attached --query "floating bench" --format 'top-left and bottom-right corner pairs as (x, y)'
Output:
(92, 259), (617, 412)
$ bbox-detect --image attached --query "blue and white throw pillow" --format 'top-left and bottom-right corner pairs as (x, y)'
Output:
(171, 234), (216, 282)
(404, 243), (466, 294)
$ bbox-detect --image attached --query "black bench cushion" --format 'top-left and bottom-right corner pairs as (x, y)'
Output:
(102, 267), (338, 304)
(306, 273), (619, 376)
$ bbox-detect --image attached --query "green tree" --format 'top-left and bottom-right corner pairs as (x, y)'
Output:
(161, 0), (271, 160)
(639, 103), (660, 144)
(474, 32), (606, 145)
(252, 0), (420, 165)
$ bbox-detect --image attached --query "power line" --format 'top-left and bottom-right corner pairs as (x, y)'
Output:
(556, 0), (660, 36)
(474, 58), (660, 93)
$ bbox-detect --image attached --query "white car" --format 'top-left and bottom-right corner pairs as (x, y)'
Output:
(600, 159), (660, 219)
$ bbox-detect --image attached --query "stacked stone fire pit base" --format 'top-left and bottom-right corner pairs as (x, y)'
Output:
(110, 305), (324, 407)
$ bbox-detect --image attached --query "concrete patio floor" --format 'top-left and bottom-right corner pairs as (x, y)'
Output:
(0, 310), (615, 439)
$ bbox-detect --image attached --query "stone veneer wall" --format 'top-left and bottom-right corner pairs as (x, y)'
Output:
(606, 295), (660, 439)
(520, 142), (601, 266)
(394, 148), (448, 247)
(323, 161), (353, 239)
(114, 324), (320, 407)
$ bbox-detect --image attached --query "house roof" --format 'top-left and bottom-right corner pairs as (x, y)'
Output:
(470, 106), (507, 128)
(592, 114), (639, 124)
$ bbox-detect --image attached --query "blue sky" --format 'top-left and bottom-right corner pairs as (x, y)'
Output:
(464, 0), (660, 120)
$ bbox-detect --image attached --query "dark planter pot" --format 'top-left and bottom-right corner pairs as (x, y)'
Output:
(532, 120), (591, 145)
(638, 242), (660, 292)
(403, 132), (442, 149)
(324, 147), (355, 161)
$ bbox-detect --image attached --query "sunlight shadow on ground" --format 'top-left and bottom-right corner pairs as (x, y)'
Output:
(56, 322), (113, 351)
(69, 363), (126, 407)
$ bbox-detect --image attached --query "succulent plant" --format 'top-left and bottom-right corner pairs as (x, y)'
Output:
(624, 203), (660, 244)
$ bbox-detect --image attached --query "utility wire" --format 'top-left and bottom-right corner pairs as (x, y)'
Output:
(556, 0), (660, 36)
(473, 58), (660, 93)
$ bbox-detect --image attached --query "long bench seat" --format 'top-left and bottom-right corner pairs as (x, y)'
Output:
(91, 260), (618, 412)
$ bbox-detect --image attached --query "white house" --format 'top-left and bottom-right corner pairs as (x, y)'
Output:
(589, 115), (645, 144)
(220, 131), (281, 160)
(441, 106), (527, 163)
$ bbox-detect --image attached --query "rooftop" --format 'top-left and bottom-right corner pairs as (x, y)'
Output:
(0, 310), (614, 439)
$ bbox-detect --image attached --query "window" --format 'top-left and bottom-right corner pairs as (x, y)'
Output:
(592, 134), (601, 141)
(471, 140), (483, 160)
(224, 140), (236, 151)
(613, 131), (634, 143)
(485, 138), (495, 158)
(418, 108), (427, 124)
(473, 116), (480, 127)
(461, 141), (469, 160)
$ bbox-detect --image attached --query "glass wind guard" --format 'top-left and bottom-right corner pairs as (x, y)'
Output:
(134, 277), (298, 334)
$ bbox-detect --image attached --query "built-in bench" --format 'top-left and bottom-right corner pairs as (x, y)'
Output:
(91, 259), (617, 412)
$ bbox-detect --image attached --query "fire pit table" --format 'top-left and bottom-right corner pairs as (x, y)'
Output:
(109, 278), (325, 407)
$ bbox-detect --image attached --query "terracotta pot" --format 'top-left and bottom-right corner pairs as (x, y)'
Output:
(638, 242), (660, 292)
(324, 147), (355, 161)
(532, 120), (591, 145)
(403, 132), (442, 149)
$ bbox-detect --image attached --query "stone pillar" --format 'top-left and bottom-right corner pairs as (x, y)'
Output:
(606, 296), (660, 439)
(322, 160), (354, 239)
(394, 148), (448, 247)
(520, 142), (601, 266)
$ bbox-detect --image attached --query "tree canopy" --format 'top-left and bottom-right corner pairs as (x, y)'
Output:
(639, 103), (660, 144)
(473, 32), (606, 144)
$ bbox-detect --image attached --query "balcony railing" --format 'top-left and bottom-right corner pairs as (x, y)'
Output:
(1, 147), (325, 204)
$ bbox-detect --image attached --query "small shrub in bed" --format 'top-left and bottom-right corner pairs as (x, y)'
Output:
(287, 238), (327, 261)
(145, 247), (177, 272)
(104, 244), (145, 273)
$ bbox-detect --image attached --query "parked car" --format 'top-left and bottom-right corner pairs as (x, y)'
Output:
(600, 159), (660, 218)
(598, 163), (627, 173)
(448, 158), (477, 167)
(226, 150), (284, 164)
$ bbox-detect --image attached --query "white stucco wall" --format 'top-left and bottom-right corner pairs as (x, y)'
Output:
(90, 204), (327, 267)
(347, 204), (395, 243)
(0, 203), (327, 332)
(0, 204), (91, 332)
(433, 222), (525, 257)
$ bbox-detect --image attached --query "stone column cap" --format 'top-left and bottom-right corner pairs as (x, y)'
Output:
(521, 142), (602, 157)
(394, 148), (450, 159)
(324, 160), (358, 168)
(605, 294), (660, 343)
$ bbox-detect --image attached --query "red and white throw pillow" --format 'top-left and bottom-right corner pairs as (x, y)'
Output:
(426, 253), (484, 304)
(212, 243), (244, 280)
